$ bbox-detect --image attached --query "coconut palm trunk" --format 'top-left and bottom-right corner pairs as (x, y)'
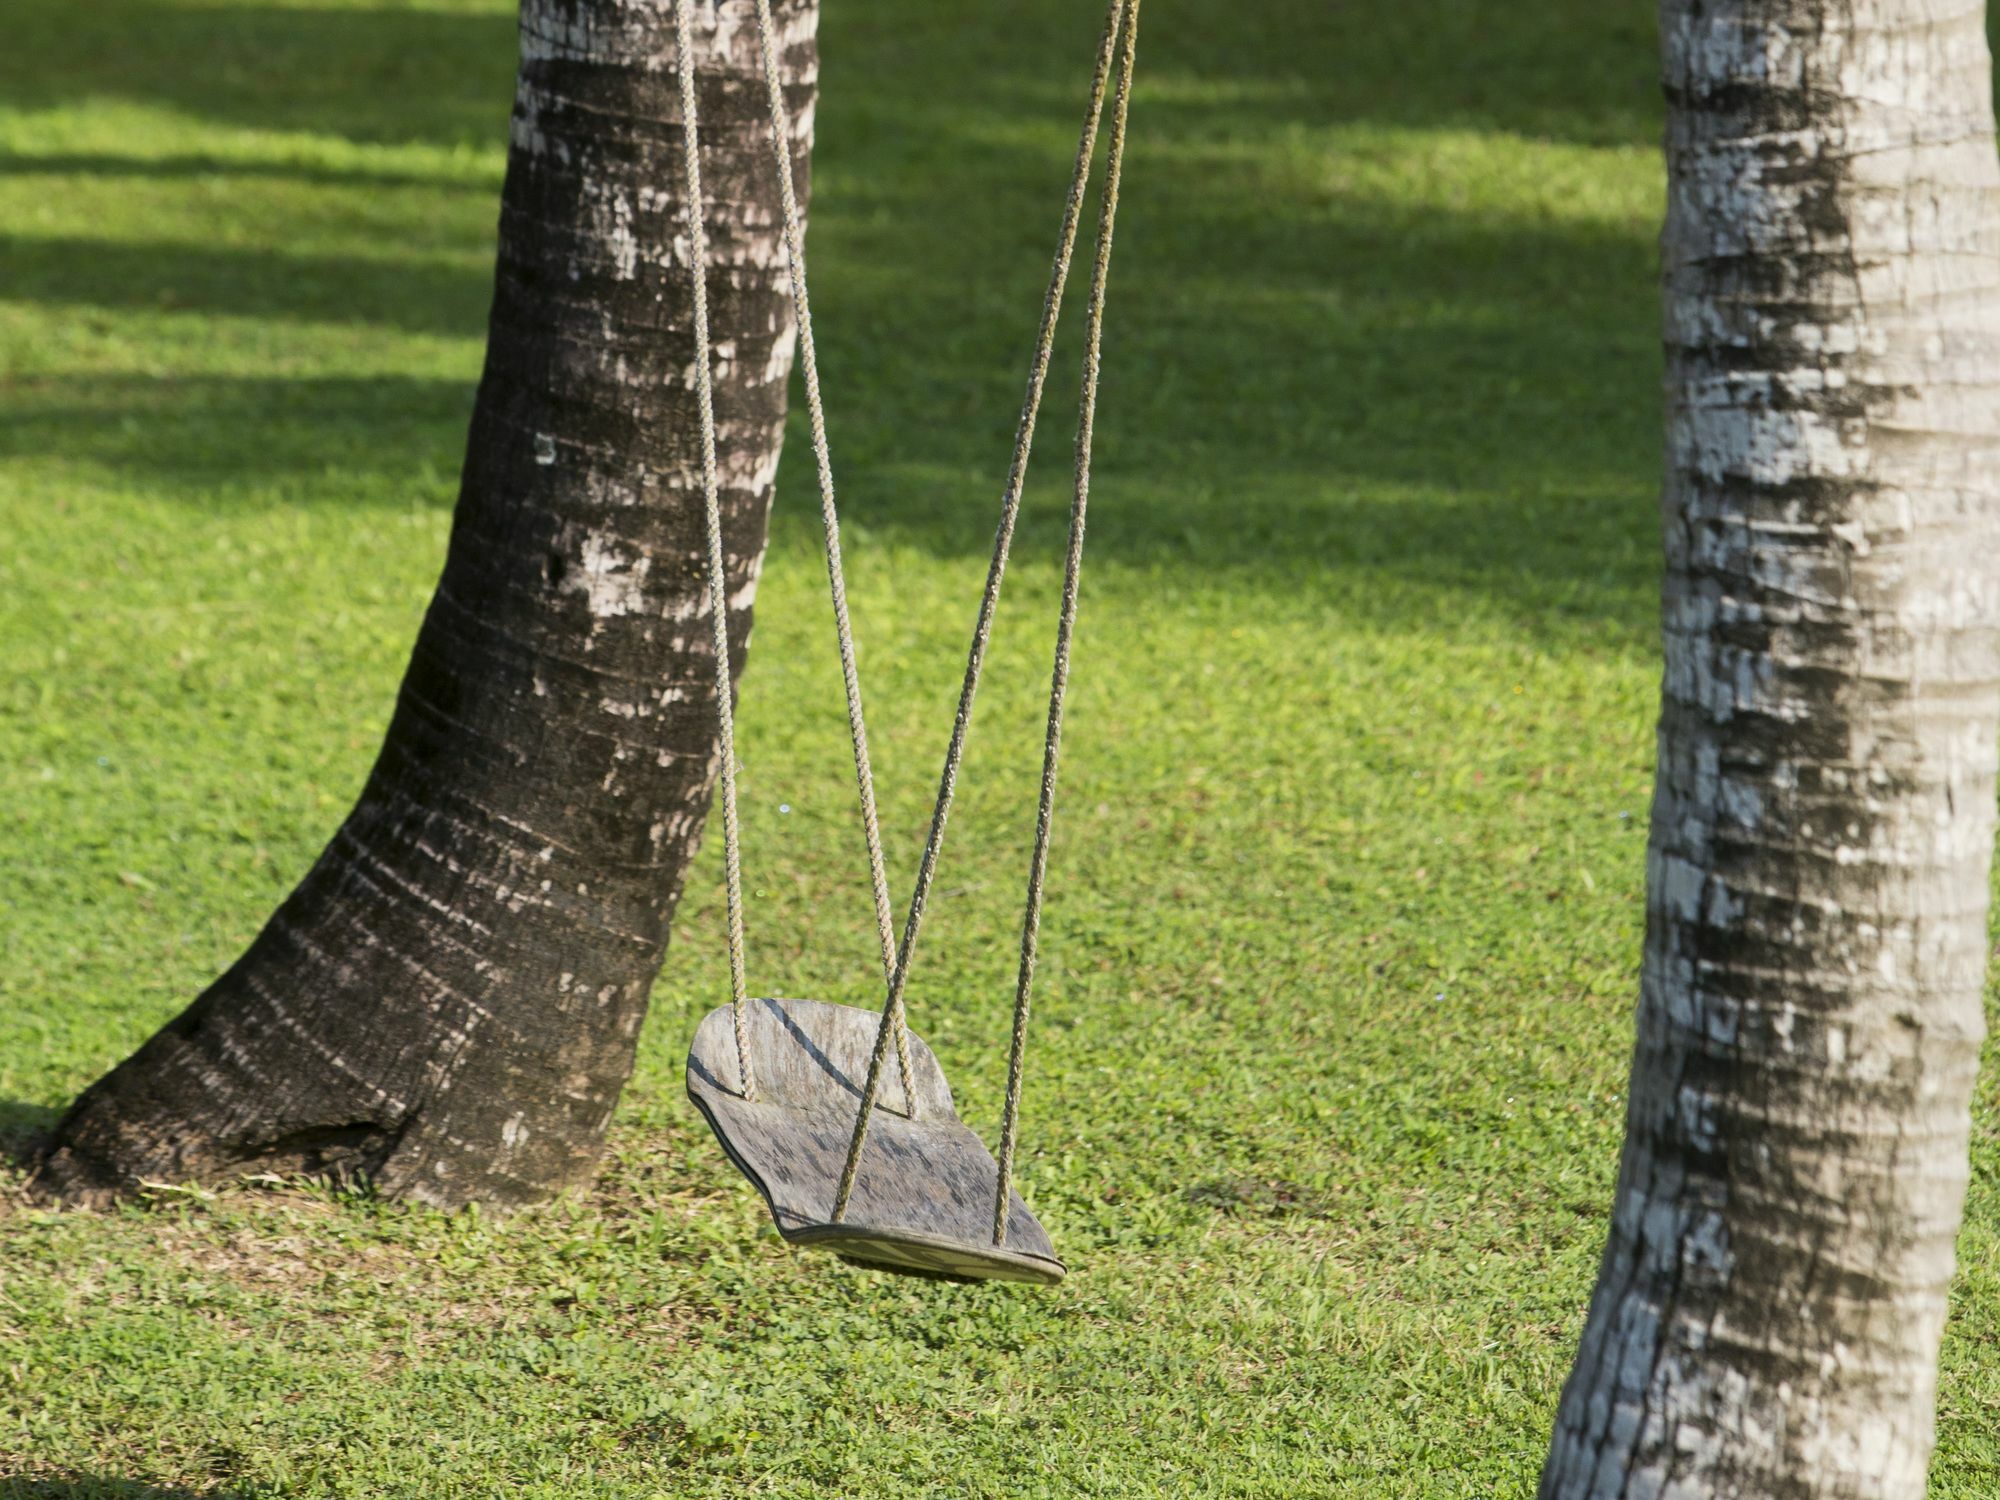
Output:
(34, 0), (818, 1209)
(1538, 2), (2000, 1495)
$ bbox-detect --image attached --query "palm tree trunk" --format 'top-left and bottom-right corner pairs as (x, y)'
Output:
(1539, 2), (2000, 1494)
(34, 0), (819, 1210)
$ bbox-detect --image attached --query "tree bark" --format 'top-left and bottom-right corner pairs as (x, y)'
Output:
(35, 0), (818, 1210)
(1540, 3), (2000, 1496)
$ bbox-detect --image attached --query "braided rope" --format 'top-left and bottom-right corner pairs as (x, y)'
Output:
(747, 0), (918, 1115)
(674, 0), (754, 1098)
(830, 0), (1133, 1225)
(994, 0), (1140, 1246)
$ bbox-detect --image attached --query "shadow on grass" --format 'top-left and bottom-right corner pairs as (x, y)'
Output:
(1, 0), (516, 151)
(2, 0), (1666, 650)
(0, 154), (499, 194)
(3, 210), (1659, 653)
(0, 237), (490, 339)
(836, 0), (1664, 150)
(4, 0), (1663, 153)
(0, 1483), (251, 1499)
(0, 375), (475, 502)
(0, 1099), (57, 1166)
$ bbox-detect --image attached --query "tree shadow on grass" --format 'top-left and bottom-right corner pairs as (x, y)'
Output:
(840, 0), (1664, 151)
(0, 374), (475, 504)
(1, 0), (1666, 655)
(3, 0), (1661, 152)
(0, 1100), (57, 1167)
(0, 1483), (252, 1499)
(1, 0), (516, 152)
(767, 0), (1669, 648)
(3, 203), (1660, 653)
(0, 154), (498, 195)
(0, 237), (490, 339)
(1143, 1), (1662, 147)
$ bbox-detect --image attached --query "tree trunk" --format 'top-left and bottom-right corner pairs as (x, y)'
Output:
(34, 0), (818, 1210)
(1539, 3), (2000, 1496)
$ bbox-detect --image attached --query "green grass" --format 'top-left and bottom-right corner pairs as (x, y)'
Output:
(1, 0), (1995, 1495)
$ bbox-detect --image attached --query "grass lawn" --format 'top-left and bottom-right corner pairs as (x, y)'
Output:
(1, 0), (1996, 1495)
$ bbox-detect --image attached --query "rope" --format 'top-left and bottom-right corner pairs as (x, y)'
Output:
(746, 0), (918, 1117)
(674, 0), (755, 1099)
(830, 0), (1134, 1226)
(994, 0), (1139, 1246)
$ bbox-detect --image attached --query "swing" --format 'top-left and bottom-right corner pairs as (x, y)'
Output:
(676, 0), (1141, 1286)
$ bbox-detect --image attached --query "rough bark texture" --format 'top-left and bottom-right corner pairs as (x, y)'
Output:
(1539, 3), (2000, 1496)
(35, 0), (818, 1209)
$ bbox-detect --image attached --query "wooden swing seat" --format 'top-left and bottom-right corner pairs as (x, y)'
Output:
(686, 997), (1066, 1285)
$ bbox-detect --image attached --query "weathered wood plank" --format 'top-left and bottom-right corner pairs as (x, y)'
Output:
(686, 998), (1065, 1285)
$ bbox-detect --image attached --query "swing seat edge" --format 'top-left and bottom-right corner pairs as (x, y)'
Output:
(686, 997), (1066, 1286)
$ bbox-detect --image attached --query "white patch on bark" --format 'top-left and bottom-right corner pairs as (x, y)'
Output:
(568, 533), (651, 619)
(608, 190), (639, 280)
